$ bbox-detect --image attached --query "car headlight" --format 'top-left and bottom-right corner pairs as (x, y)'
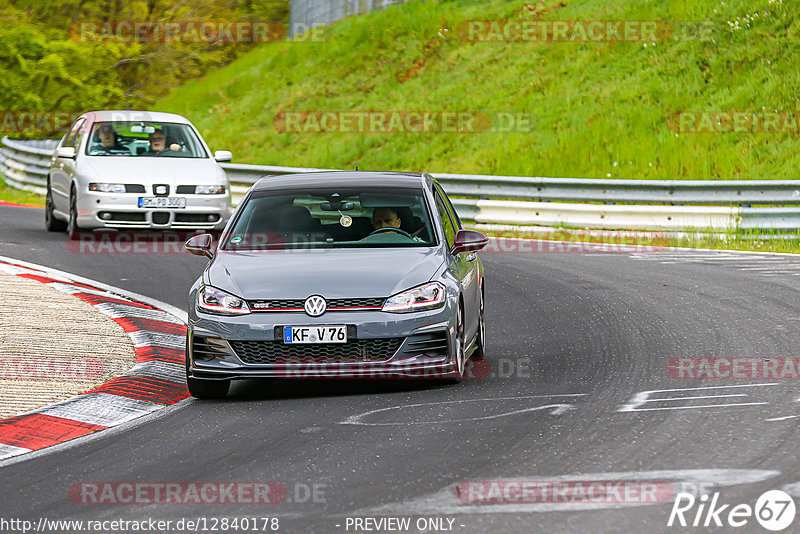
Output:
(198, 285), (250, 315)
(89, 183), (126, 193)
(382, 282), (446, 313)
(195, 185), (226, 195)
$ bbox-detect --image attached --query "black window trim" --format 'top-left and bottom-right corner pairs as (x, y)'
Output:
(84, 120), (210, 158)
(220, 185), (441, 251)
(61, 117), (85, 149)
(432, 187), (457, 252)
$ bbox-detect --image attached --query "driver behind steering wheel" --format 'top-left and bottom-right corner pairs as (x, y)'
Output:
(372, 207), (403, 233)
(370, 207), (424, 242)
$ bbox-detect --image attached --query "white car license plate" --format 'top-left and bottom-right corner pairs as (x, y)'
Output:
(138, 197), (186, 209)
(283, 325), (347, 344)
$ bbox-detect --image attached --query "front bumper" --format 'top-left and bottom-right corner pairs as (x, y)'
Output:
(187, 304), (459, 380)
(76, 190), (232, 231)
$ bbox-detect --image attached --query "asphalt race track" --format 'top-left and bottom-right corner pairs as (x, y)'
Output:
(2, 203), (800, 533)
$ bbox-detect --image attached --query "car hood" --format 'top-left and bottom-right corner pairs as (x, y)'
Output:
(206, 247), (446, 299)
(83, 156), (224, 185)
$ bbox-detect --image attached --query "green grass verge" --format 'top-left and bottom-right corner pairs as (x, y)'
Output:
(157, 0), (798, 180)
(474, 226), (800, 254)
(0, 177), (45, 207)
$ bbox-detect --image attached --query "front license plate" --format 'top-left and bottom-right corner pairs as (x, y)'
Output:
(138, 197), (186, 209)
(284, 325), (347, 344)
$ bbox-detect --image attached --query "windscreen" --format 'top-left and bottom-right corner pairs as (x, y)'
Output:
(222, 187), (437, 250)
(85, 121), (208, 158)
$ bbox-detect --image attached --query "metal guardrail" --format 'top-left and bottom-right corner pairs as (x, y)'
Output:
(0, 137), (55, 195)
(219, 162), (800, 231)
(220, 163), (800, 205)
(289, 0), (411, 37)
(3, 136), (800, 232)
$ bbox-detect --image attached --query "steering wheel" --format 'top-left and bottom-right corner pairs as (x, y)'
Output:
(367, 227), (414, 238)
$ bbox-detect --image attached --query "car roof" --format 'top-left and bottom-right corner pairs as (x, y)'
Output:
(83, 110), (193, 124)
(251, 171), (429, 191)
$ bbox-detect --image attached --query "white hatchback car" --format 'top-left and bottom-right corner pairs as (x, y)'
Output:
(46, 110), (233, 238)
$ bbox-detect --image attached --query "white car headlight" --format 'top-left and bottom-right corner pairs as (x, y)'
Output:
(198, 285), (250, 315)
(195, 185), (226, 195)
(382, 282), (446, 313)
(89, 183), (126, 193)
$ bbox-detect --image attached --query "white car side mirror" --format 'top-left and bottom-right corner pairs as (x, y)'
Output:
(57, 146), (76, 159)
(214, 150), (232, 163)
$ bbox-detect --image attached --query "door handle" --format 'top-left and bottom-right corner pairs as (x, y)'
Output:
(466, 253), (477, 262)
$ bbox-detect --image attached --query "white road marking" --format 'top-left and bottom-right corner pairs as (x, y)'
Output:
(0, 443), (32, 461)
(34, 393), (164, 427)
(92, 303), (180, 323)
(766, 415), (800, 422)
(339, 394), (586, 426)
(782, 482), (800, 497)
(129, 330), (185, 349)
(618, 383), (778, 412)
(127, 361), (186, 384)
(45, 282), (119, 298)
(629, 250), (800, 279)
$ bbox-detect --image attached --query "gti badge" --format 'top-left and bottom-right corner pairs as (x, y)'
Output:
(304, 295), (327, 317)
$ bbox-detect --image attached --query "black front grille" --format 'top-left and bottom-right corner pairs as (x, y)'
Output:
(98, 211), (146, 222)
(230, 338), (404, 364)
(329, 297), (385, 308)
(175, 213), (219, 223)
(248, 297), (385, 311)
(176, 185), (196, 194)
(402, 331), (449, 358)
(192, 336), (231, 362)
(152, 212), (170, 224)
(125, 184), (146, 193)
(249, 299), (304, 310)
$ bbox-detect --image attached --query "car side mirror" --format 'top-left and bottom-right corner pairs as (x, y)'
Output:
(214, 150), (232, 162)
(452, 229), (489, 254)
(57, 146), (76, 159)
(185, 234), (214, 258)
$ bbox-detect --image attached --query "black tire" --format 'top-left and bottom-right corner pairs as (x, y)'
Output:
(448, 302), (467, 382)
(187, 376), (230, 399)
(472, 283), (486, 360)
(45, 185), (67, 232)
(67, 188), (81, 241)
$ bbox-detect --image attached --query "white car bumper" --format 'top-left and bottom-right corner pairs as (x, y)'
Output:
(76, 191), (232, 231)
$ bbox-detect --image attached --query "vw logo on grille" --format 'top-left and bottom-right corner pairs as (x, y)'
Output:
(304, 295), (327, 317)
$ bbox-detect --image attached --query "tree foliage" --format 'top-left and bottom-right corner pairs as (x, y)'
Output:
(0, 0), (289, 120)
